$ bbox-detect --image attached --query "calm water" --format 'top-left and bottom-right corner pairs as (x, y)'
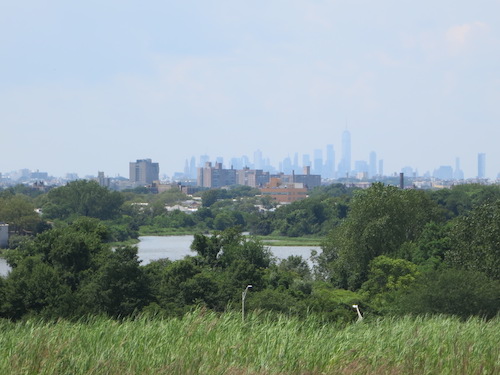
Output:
(137, 236), (321, 266)
(0, 236), (321, 276)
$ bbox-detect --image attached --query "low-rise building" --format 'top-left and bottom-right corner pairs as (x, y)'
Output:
(260, 178), (309, 203)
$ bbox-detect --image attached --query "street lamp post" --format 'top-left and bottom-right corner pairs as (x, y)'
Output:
(242, 285), (252, 322)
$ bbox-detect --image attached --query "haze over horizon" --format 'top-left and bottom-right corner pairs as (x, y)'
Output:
(1, 1), (499, 179)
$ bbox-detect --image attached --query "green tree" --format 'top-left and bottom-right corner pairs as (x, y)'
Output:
(304, 282), (365, 323)
(213, 211), (244, 231)
(0, 195), (41, 234)
(201, 189), (228, 208)
(1, 218), (149, 319)
(78, 246), (150, 317)
(396, 221), (452, 268)
(361, 255), (420, 312)
(394, 268), (500, 319)
(446, 200), (500, 280)
(191, 227), (271, 270)
(320, 183), (441, 290)
(155, 257), (203, 314)
(43, 180), (123, 220)
(2, 256), (75, 319)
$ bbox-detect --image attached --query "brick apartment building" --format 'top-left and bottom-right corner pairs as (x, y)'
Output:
(260, 178), (309, 203)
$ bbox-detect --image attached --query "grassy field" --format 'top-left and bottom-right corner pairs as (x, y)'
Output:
(257, 235), (323, 247)
(138, 226), (200, 236)
(1, 310), (498, 374)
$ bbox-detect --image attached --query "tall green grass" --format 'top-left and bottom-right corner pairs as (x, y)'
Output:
(0, 310), (498, 374)
(257, 235), (322, 247)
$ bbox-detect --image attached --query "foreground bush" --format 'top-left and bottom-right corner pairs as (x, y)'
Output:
(0, 310), (498, 374)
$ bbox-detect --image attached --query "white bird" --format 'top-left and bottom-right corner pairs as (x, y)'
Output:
(352, 304), (363, 322)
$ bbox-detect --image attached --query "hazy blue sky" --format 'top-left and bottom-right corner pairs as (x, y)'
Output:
(1, 1), (499, 179)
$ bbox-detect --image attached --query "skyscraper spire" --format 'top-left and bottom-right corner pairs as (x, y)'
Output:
(338, 130), (351, 178)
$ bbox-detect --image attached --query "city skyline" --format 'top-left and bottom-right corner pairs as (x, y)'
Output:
(1, 2), (499, 179)
(0, 146), (494, 183)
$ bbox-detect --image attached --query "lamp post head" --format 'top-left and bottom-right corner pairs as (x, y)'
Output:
(247, 285), (253, 289)
(352, 304), (358, 308)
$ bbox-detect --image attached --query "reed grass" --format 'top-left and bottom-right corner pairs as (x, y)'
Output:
(0, 311), (498, 374)
(138, 226), (199, 236)
(257, 236), (322, 247)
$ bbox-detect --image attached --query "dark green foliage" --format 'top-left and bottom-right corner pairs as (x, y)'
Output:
(1, 256), (75, 319)
(201, 189), (227, 207)
(122, 186), (152, 194)
(320, 183), (441, 290)
(429, 183), (500, 219)
(395, 221), (452, 268)
(446, 200), (500, 279)
(78, 246), (150, 317)
(0, 194), (41, 234)
(308, 183), (358, 200)
(302, 282), (364, 323)
(106, 222), (139, 242)
(191, 227), (271, 270)
(145, 228), (273, 314)
(279, 255), (311, 280)
(213, 211), (244, 230)
(247, 214), (273, 235)
(271, 195), (349, 237)
(1, 218), (146, 320)
(394, 268), (500, 319)
(226, 185), (261, 198)
(43, 180), (124, 220)
(7, 234), (34, 250)
(153, 210), (196, 229)
(2, 182), (499, 323)
(247, 288), (301, 314)
(5, 184), (46, 198)
(154, 257), (205, 315)
(362, 256), (420, 296)
(361, 255), (420, 312)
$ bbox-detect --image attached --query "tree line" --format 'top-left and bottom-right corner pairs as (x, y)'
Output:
(0, 180), (499, 321)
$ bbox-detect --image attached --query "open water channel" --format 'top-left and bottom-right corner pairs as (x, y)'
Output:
(0, 236), (321, 276)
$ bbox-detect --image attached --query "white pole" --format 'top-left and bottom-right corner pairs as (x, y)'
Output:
(242, 285), (252, 322)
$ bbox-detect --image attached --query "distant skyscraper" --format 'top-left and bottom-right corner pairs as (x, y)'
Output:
(254, 150), (263, 170)
(293, 152), (299, 171)
(378, 159), (384, 177)
(302, 154), (311, 168)
(231, 157), (242, 170)
(199, 154), (210, 167)
(338, 130), (351, 178)
(478, 153), (486, 178)
(189, 157), (196, 178)
(129, 159), (159, 185)
(433, 166), (453, 180)
(401, 166), (414, 177)
(241, 155), (250, 168)
(355, 161), (369, 177)
(453, 157), (464, 180)
(325, 144), (335, 179)
(313, 149), (323, 175)
(369, 151), (377, 178)
(282, 156), (293, 174)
